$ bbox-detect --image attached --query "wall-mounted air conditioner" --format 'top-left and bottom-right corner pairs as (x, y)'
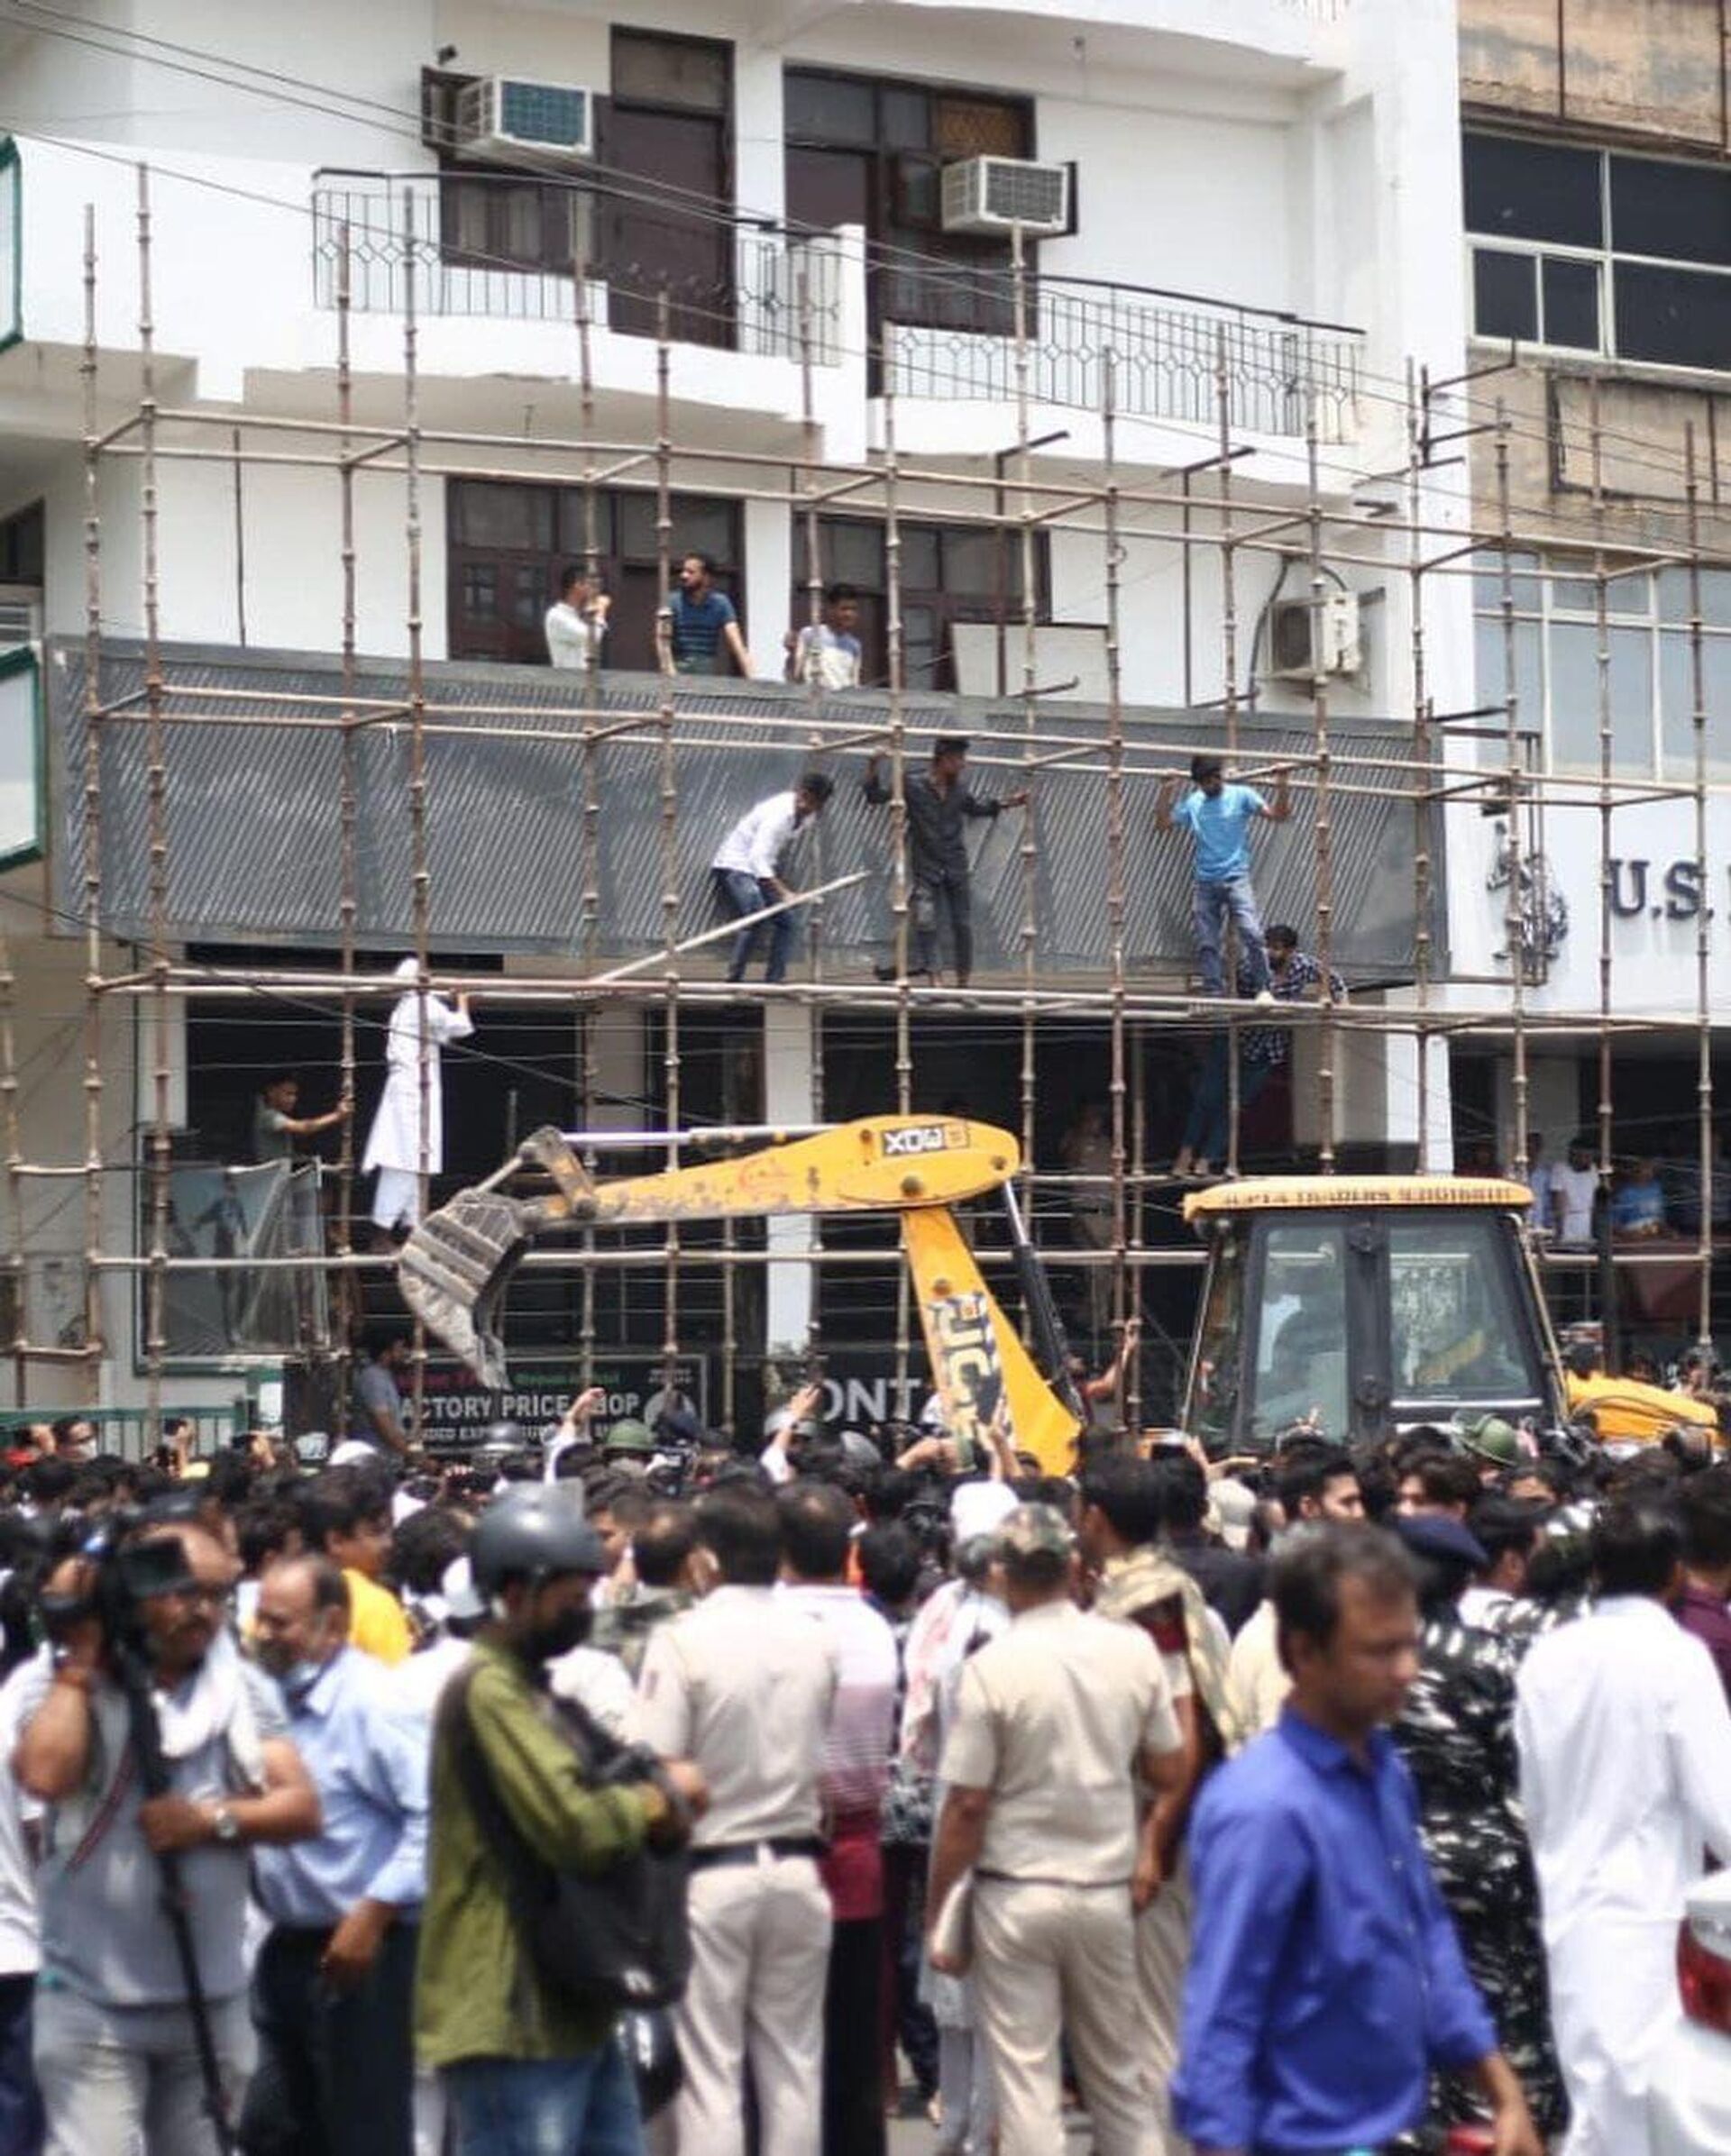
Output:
(940, 157), (1071, 237)
(1267, 590), (1363, 682)
(453, 78), (595, 166)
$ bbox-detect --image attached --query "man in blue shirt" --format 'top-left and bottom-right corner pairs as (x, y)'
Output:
(247, 1553), (429, 2156)
(1157, 754), (1292, 997)
(1172, 1523), (1541, 2156)
(661, 552), (755, 678)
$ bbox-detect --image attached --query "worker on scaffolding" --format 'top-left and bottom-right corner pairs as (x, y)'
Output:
(1155, 754), (1292, 1000)
(361, 960), (475, 1243)
(865, 735), (1027, 989)
(710, 772), (836, 985)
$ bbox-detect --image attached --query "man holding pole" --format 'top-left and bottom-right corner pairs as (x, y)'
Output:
(1155, 754), (1292, 999)
(710, 772), (835, 985)
(13, 1518), (319, 2154)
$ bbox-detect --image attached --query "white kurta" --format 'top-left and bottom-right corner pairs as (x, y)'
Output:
(361, 990), (473, 1176)
(1515, 1594), (1731, 2156)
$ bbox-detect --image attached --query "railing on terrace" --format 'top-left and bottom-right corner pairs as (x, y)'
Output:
(311, 170), (844, 363)
(311, 170), (1362, 441)
(884, 273), (1362, 443)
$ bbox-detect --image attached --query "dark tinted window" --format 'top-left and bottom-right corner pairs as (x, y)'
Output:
(784, 71), (877, 145)
(611, 31), (729, 113)
(1543, 256), (1599, 350)
(1463, 133), (1602, 247)
(1611, 155), (1731, 270)
(1473, 250), (1537, 342)
(1616, 262), (1731, 370)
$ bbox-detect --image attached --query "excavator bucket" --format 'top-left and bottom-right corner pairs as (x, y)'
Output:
(396, 1128), (596, 1387)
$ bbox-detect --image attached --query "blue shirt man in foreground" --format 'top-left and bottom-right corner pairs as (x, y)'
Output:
(1157, 754), (1291, 997)
(1172, 1522), (1541, 2156)
(247, 1553), (429, 2156)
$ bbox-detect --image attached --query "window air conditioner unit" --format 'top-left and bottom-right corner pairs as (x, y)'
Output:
(453, 78), (594, 166)
(1267, 590), (1363, 682)
(0, 588), (41, 651)
(940, 157), (1071, 237)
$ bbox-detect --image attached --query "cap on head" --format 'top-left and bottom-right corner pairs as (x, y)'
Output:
(601, 1417), (655, 1456)
(1393, 1511), (1488, 1570)
(469, 1485), (606, 1594)
(996, 1502), (1074, 1564)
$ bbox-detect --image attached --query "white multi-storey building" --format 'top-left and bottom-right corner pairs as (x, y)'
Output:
(0, 0), (1479, 1429)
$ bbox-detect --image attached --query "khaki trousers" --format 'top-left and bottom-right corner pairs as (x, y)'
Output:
(673, 1853), (832, 2156)
(972, 1877), (1159, 2156)
(1134, 1849), (1195, 2155)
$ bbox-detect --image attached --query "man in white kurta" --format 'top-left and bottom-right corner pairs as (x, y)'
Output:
(361, 959), (474, 1232)
(1514, 1504), (1731, 2156)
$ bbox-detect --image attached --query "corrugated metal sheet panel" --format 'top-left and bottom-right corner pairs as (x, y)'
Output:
(47, 640), (1437, 979)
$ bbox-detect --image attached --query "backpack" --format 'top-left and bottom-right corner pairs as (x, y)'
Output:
(442, 1663), (692, 2013)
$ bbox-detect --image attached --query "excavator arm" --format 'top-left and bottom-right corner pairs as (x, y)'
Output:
(397, 1114), (1085, 1470)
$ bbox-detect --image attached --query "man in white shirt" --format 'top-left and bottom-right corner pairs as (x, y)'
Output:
(360, 959), (475, 1236)
(1515, 1503), (1731, 2156)
(710, 772), (834, 984)
(1548, 1137), (1599, 1246)
(784, 587), (864, 690)
(543, 563), (610, 671)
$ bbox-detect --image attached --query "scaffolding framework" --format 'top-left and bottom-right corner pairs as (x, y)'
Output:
(3, 165), (1727, 1443)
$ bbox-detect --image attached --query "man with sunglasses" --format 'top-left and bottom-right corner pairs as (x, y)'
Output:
(12, 1517), (319, 2154)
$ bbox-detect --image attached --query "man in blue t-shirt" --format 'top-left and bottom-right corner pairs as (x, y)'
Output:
(1156, 752), (1292, 996)
(660, 552), (755, 678)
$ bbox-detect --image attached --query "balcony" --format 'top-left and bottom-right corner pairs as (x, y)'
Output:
(309, 170), (1362, 445)
(311, 169), (845, 365)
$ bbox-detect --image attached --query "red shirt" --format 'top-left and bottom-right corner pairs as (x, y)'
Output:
(1676, 1580), (1731, 1708)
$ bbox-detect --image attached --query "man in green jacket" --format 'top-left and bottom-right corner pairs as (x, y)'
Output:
(415, 1486), (707, 2154)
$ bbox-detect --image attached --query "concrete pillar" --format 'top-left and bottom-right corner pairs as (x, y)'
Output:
(744, 492), (792, 690)
(763, 1000), (819, 1354)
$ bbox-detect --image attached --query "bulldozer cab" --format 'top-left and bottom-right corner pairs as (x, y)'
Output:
(1179, 1176), (1564, 1451)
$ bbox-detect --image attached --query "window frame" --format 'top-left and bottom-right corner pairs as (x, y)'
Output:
(1470, 550), (1731, 782)
(1463, 131), (1731, 375)
(0, 137), (19, 355)
(0, 644), (46, 871)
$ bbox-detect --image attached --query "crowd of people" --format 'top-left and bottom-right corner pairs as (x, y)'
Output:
(0, 1373), (1727, 2156)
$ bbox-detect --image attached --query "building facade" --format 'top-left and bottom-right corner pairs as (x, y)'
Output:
(0, 0), (1481, 1434)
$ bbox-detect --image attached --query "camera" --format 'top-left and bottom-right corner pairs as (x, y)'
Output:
(38, 1516), (199, 1658)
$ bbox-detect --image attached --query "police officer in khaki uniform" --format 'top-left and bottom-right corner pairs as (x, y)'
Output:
(927, 1504), (1186, 2156)
(636, 1483), (838, 2156)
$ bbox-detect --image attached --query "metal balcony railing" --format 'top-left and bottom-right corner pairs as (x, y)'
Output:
(311, 170), (1361, 440)
(885, 276), (1362, 443)
(311, 170), (844, 363)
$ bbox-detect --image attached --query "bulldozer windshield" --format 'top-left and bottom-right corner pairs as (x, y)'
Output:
(1184, 1203), (1555, 1448)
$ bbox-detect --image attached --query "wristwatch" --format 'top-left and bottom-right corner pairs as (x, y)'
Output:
(209, 1803), (242, 1848)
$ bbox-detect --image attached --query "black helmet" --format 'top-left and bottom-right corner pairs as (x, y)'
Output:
(469, 1485), (606, 1594)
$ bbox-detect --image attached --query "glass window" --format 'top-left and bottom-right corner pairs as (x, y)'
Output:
(882, 87), (930, 151)
(1472, 251), (1537, 342)
(1463, 133), (1603, 248)
(1542, 256), (1599, 350)
(1388, 1219), (1539, 1405)
(1188, 1229), (1244, 1442)
(933, 96), (1027, 160)
(1474, 616), (1543, 730)
(1660, 631), (1731, 778)
(454, 482), (554, 551)
(901, 526), (941, 589)
(1611, 154), (1731, 270)
(460, 563), (498, 618)
(1249, 1222), (1350, 1442)
(612, 32), (729, 114)
(0, 653), (41, 866)
(1658, 567), (1731, 628)
(939, 528), (1001, 595)
(784, 71), (877, 147)
(0, 501), (42, 584)
(1615, 260), (1731, 371)
(557, 491), (615, 555)
(1471, 548), (1543, 613)
(1547, 620), (1653, 774)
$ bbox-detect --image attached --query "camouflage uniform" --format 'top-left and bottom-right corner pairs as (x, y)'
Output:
(1390, 1611), (1567, 2138)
